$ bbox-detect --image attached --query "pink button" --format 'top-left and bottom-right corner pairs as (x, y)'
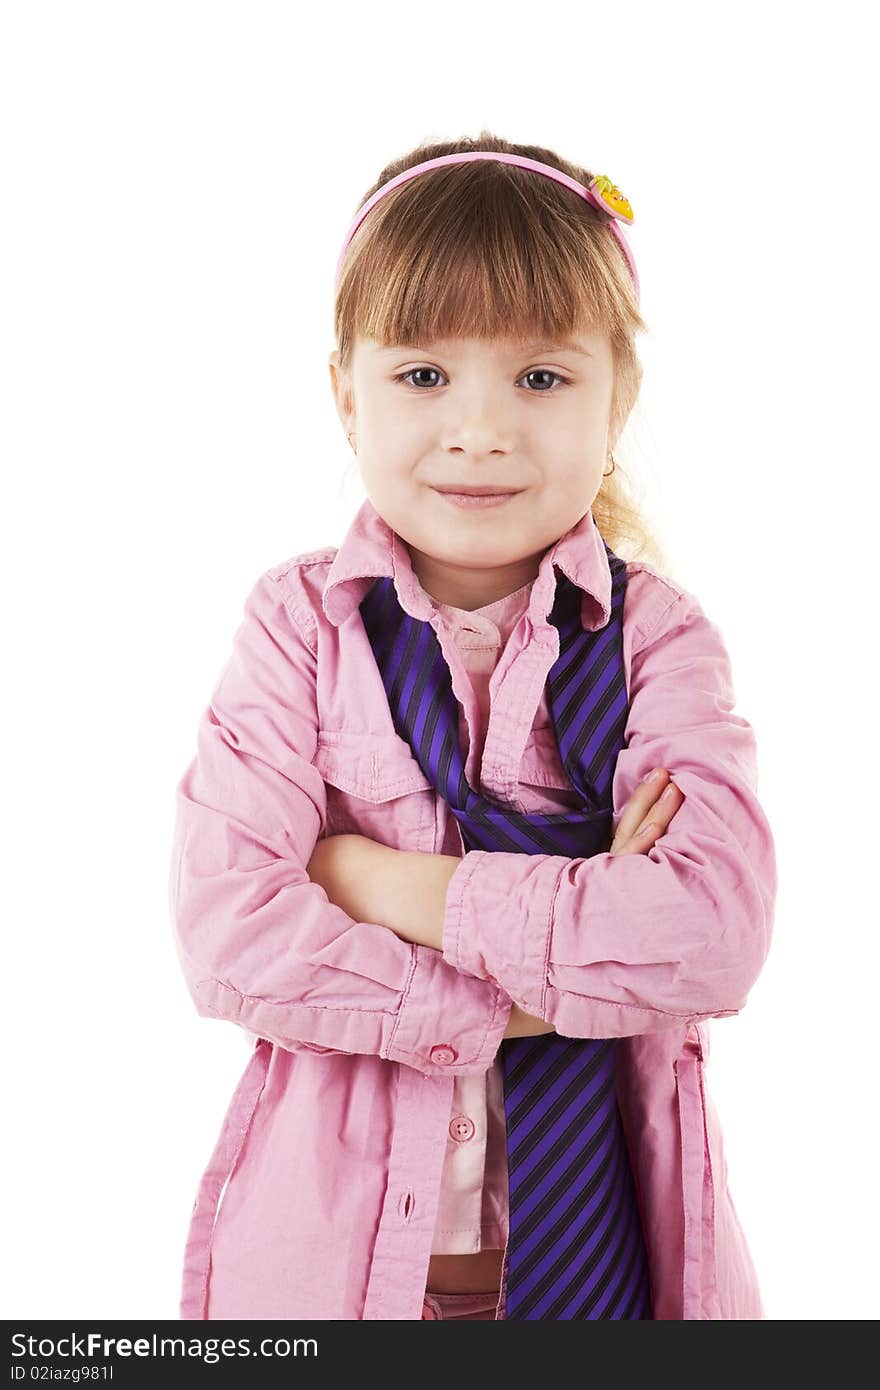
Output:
(429, 1044), (458, 1064)
(449, 1114), (476, 1143)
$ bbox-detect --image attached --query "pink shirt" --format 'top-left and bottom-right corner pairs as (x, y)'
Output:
(431, 582), (528, 1254)
(431, 579), (581, 1254)
(170, 497), (777, 1320)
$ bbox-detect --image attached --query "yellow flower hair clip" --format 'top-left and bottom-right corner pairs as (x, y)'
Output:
(588, 174), (634, 224)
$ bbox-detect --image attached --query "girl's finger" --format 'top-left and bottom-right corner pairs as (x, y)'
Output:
(610, 772), (685, 855)
(611, 768), (670, 847)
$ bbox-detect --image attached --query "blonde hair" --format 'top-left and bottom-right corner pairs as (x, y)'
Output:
(334, 129), (668, 572)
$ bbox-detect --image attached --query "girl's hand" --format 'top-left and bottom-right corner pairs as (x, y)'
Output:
(609, 767), (684, 856)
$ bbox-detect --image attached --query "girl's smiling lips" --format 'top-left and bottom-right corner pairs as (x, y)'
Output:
(431, 483), (524, 509)
(433, 484), (522, 495)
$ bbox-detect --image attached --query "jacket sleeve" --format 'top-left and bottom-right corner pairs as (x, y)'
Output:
(169, 568), (512, 1076)
(440, 585), (777, 1038)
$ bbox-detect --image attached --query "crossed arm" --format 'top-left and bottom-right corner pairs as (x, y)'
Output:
(174, 570), (773, 1062)
(304, 761), (689, 1041)
(306, 834), (554, 1039)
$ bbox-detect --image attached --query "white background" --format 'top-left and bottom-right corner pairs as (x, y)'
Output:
(2, 1), (877, 1321)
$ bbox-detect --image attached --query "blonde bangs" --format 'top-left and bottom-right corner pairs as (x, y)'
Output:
(335, 157), (644, 362)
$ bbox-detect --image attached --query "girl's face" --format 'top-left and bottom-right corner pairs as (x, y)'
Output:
(328, 330), (616, 609)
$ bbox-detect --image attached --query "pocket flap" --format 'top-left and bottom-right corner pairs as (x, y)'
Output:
(518, 723), (572, 789)
(313, 730), (433, 802)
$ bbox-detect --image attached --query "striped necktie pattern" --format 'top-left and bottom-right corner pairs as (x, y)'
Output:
(358, 547), (652, 1319)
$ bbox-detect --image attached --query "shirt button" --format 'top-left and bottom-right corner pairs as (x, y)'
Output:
(449, 1114), (476, 1143)
(429, 1044), (458, 1064)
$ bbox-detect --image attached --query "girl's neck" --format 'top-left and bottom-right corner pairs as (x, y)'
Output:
(406, 543), (544, 612)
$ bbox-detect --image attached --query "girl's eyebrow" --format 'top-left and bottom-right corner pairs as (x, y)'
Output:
(521, 342), (593, 358)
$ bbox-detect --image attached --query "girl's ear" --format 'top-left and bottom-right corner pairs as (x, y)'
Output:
(328, 351), (355, 434)
(327, 349), (341, 393)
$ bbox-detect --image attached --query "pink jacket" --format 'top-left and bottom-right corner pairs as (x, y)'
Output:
(170, 498), (777, 1320)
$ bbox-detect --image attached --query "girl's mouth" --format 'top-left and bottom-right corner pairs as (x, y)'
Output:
(432, 489), (522, 509)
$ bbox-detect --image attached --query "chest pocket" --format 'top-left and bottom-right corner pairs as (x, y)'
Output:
(312, 730), (438, 852)
(517, 723), (581, 810)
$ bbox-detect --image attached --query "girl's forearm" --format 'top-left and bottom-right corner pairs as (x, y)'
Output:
(505, 1002), (555, 1038)
(307, 834), (456, 950)
(359, 843), (460, 951)
(372, 845), (554, 1035)
(308, 834), (554, 1035)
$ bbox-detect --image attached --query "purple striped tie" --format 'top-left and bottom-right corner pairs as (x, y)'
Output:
(359, 548), (652, 1319)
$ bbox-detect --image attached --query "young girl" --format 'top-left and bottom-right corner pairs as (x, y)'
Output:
(170, 132), (777, 1321)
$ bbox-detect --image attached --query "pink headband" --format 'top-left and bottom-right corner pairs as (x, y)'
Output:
(334, 150), (639, 304)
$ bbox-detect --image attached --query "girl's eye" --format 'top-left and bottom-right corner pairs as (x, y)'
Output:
(392, 367), (571, 392)
(395, 367), (443, 390)
(522, 369), (570, 392)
